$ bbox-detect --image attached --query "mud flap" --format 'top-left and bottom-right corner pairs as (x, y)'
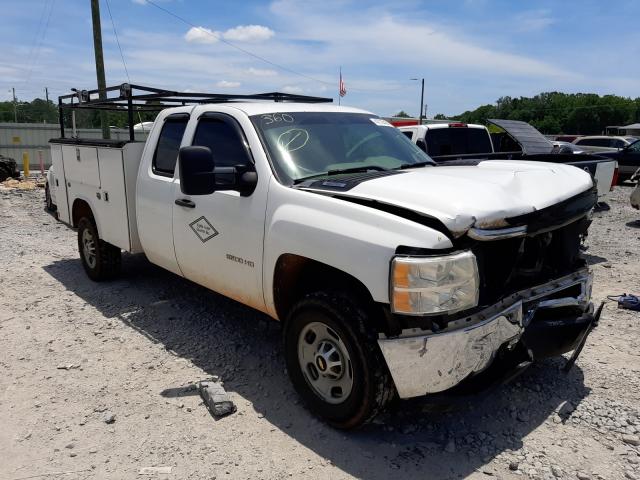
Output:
(563, 301), (604, 373)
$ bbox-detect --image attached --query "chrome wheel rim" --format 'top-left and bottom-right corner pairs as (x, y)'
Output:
(298, 321), (353, 404)
(81, 228), (97, 269)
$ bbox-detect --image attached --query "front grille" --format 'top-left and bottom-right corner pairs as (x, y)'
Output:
(473, 217), (590, 306)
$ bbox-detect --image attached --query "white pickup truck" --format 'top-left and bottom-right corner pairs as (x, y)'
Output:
(49, 84), (599, 429)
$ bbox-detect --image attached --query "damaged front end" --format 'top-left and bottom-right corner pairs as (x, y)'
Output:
(378, 187), (598, 399)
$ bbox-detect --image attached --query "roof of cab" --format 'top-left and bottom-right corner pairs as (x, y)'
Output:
(205, 102), (373, 116)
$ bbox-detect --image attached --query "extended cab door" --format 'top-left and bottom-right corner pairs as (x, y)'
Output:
(172, 111), (267, 312)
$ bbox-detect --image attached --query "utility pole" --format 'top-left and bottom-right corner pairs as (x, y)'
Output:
(410, 78), (425, 125)
(91, 0), (110, 139)
(45, 87), (49, 103)
(418, 78), (425, 125)
(12, 87), (17, 123)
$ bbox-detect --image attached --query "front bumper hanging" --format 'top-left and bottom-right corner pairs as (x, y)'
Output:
(378, 268), (593, 399)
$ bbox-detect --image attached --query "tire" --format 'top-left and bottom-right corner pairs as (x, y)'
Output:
(284, 291), (396, 429)
(77, 217), (121, 281)
(44, 184), (56, 211)
(0, 156), (18, 181)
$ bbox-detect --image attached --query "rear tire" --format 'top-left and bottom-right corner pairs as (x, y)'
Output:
(77, 217), (121, 281)
(45, 184), (56, 211)
(284, 291), (395, 429)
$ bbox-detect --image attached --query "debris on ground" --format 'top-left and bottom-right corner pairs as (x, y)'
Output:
(102, 411), (116, 424)
(56, 363), (80, 370)
(0, 178), (42, 190)
(608, 294), (640, 311)
(139, 466), (173, 475)
(198, 379), (236, 418)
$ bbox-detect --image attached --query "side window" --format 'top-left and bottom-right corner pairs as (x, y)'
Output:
(402, 131), (414, 140)
(153, 117), (188, 176)
(192, 118), (251, 168)
(629, 141), (640, 152)
(613, 139), (625, 148)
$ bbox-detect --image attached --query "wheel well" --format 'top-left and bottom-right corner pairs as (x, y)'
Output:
(273, 254), (383, 327)
(72, 199), (93, 228)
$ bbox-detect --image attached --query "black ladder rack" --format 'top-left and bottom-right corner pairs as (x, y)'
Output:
(58, 83), (333, 141)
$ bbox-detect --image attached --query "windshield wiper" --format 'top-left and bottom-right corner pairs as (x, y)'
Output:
(293, 165), (388, 184)
(396, 161), (434, 170)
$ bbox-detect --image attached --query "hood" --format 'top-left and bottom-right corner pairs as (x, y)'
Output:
(306, 161), (594, 236)
(488, 119), (554, 155)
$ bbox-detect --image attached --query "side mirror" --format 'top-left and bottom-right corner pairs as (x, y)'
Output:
(179, 146), (216, 195)
(416, 138), (427, 153)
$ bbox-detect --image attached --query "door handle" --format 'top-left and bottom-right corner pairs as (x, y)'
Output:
(175, 198), (196, 208)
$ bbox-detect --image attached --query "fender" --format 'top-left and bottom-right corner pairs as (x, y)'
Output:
(262, 178), (453, 318)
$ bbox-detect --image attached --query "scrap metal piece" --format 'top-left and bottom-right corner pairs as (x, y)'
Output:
(198, 380), (236, 418)
(563, 301), (604, 372)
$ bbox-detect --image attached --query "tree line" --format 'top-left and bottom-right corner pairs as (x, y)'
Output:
(0, 98), (157, 128)
(441, 92), (640, 135)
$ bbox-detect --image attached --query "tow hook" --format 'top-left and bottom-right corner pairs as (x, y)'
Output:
(563, 301), (605, 373)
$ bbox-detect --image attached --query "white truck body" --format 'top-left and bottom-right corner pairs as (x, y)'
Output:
(48, 87), (600, 426)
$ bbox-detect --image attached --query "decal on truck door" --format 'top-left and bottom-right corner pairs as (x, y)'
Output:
(189, 216), (219, 243)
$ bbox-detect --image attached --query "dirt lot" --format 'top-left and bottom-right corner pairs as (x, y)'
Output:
(1, 183), (639, 480)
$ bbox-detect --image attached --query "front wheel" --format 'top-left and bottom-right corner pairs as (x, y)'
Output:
(284, 291), (395, 429)
(77, 217), (121, 281)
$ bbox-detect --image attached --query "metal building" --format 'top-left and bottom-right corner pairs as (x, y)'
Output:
(0, 123), (148, 170)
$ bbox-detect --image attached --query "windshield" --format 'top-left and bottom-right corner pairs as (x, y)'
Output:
(251, 112), (434, 183)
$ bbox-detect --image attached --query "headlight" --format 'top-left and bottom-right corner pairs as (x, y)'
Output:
(390, 251), (479, 315)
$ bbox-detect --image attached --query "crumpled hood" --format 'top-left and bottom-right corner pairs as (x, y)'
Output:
(332, 160), (594, 235)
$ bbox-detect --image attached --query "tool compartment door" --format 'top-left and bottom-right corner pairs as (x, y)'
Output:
(50, 144), (71, 224)
(97, 148), (131, 251)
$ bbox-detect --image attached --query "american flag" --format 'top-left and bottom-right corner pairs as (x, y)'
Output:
(339, 69), (346, 97)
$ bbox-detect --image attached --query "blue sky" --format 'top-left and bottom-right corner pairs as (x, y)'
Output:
(1, 0), (639, 117)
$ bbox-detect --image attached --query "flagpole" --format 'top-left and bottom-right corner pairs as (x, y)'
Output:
(338, 66), (341, 106)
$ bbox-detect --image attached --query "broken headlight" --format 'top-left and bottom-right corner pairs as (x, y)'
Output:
(390, 251), (479, 315)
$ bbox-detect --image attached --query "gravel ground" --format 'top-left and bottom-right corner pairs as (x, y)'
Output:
(0, 183), (639, 480)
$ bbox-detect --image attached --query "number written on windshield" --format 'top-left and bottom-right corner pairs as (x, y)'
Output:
(260, 113), (295, 125)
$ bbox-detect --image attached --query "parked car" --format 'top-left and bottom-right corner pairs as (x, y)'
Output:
(399, 120), (618, 203)
(49, 83), (600, 429)
(572, 135), (638, 153)
(591, 139), (640, 182)
(631, 169), (640, 209)
(552, 141), (585, 154)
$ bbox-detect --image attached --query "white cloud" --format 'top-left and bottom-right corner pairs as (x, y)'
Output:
(247, 67), (278, 77)
(185, 25), (274, 45)
(184, 26), (220, 44)
(515, 9), (556, 32)
(215, 80), (241, 88)
(281, 85), (303, 94)
(223, 25), (275, 42)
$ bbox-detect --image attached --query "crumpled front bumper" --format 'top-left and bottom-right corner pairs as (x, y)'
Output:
(378, 268), (593, 399)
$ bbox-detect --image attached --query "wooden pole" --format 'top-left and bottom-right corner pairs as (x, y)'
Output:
(91, 0), (110, 139)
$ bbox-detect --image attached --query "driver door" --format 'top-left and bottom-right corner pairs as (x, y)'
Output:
(172, 113), (266, 311)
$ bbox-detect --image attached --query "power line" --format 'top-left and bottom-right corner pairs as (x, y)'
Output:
(24, 0), (56, 86)
(142, 0), (406, 94)
(105, 0), (143, 125)
(105, 0), (131, 82)
(23, 0), (50, 77)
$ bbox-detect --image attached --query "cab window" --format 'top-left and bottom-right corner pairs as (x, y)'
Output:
(192, 118), (252, 168)
(153, 116), (188, 176)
